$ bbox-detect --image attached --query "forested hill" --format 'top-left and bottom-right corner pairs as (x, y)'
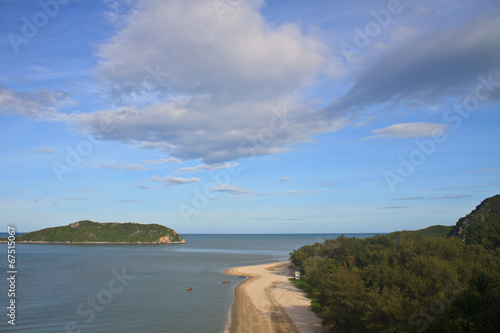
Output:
(448, 194), (500, 250)
(290, 195), (500, 332)
(14, 220), (185, 244)
(388, 224), (453, 238)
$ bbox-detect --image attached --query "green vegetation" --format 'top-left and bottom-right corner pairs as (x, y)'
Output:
(16, 220), (185, 244)
(290, 195), (500, 332)
(389, 224), (453, 238)
(289, 278), (322, 314)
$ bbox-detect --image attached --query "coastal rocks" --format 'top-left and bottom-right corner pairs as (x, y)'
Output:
(155, 235), (186, 244)
(447, 194), (500, 249)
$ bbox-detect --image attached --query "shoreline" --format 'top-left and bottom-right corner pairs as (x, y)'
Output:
(224, 261), (325, 333)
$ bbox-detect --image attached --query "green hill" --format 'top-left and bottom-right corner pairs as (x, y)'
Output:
(388, 224), (453, 238)
(448, 194), (500, 250)
(15, 220), (185, 244)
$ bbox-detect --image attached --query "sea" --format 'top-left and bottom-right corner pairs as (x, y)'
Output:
(0, 233), (377, 333)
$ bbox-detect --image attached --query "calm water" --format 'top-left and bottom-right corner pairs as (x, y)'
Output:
(0, 234), (377, 332)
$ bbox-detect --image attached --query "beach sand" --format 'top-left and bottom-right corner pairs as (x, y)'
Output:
(224, 261), (325, 333)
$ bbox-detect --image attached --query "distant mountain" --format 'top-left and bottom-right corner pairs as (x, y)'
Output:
(388, 225), (454, 238)
(448, 194), (500, 250)
(15, 220), (185, 244)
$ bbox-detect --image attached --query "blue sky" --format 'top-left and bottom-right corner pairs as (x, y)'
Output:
(1, 0), (499, 234)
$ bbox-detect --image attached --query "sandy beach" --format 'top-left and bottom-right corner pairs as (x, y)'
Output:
(224, 261), (325, 333)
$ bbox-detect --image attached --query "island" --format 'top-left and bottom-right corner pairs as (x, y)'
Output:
(2, 220), (185, 244)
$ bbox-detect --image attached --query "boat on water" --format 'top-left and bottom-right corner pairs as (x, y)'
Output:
(222, 280), (231, 283)
(187, 287), (193, 291)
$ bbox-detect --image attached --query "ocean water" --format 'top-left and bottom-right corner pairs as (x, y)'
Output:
(0, 234), (377, 332)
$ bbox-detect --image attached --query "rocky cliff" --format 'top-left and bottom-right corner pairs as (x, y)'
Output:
(448, 194), (500, 250)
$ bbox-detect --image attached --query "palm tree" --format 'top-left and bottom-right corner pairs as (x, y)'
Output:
(449, 272), (500, 332)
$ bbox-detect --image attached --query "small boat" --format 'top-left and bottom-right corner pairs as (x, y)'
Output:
(222, 280), (231, 284)
(187, 287), (193, 291)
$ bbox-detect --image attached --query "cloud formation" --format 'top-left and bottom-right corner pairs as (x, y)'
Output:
(0, 86), (70, 119)
(99, 163), (147, 171)
(211, 184), (251, 195)
(96, 0), (335, 100)
(427, 195), (471, 200)
(150, 175), (200, 188)
(175, 162), (239, 173)
(29, 147), (57, 154)
(132, 184), (156, 189)
(68, 0), (343, 163)
(368, 122), (449, 139)
(141, 158), (181, 164)
(5, 0), (500, 167)
(326, 16), (500, 116)
(123, 163), (148, 171)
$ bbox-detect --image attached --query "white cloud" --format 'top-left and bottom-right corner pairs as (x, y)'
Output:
(99, 163), (147, 171)
(427, 195), (471, 200)
(0, 86), (70, 119)
(8, 0), (498, 167)
(141, 158), (181, 164)
(394, 196), (425, 201)
(123, 163), (148, 171)
(367, 122), (450, 139)
(29, 147), (57, 154)
(72, 94), (342, 163)
(279, 176), (291, 182)
(211, 184), (251, 195)
(68, 0), (345, 163)
(150, 175), (200, 188)
(97, 0), (337, 100)
(132, 184), (156, 189)
(175, 162), (239, 173)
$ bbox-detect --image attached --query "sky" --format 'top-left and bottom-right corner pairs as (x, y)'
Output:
(0, 0), (499, 234)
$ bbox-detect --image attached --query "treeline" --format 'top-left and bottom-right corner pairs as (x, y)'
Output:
(290, 233), (500, 332)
